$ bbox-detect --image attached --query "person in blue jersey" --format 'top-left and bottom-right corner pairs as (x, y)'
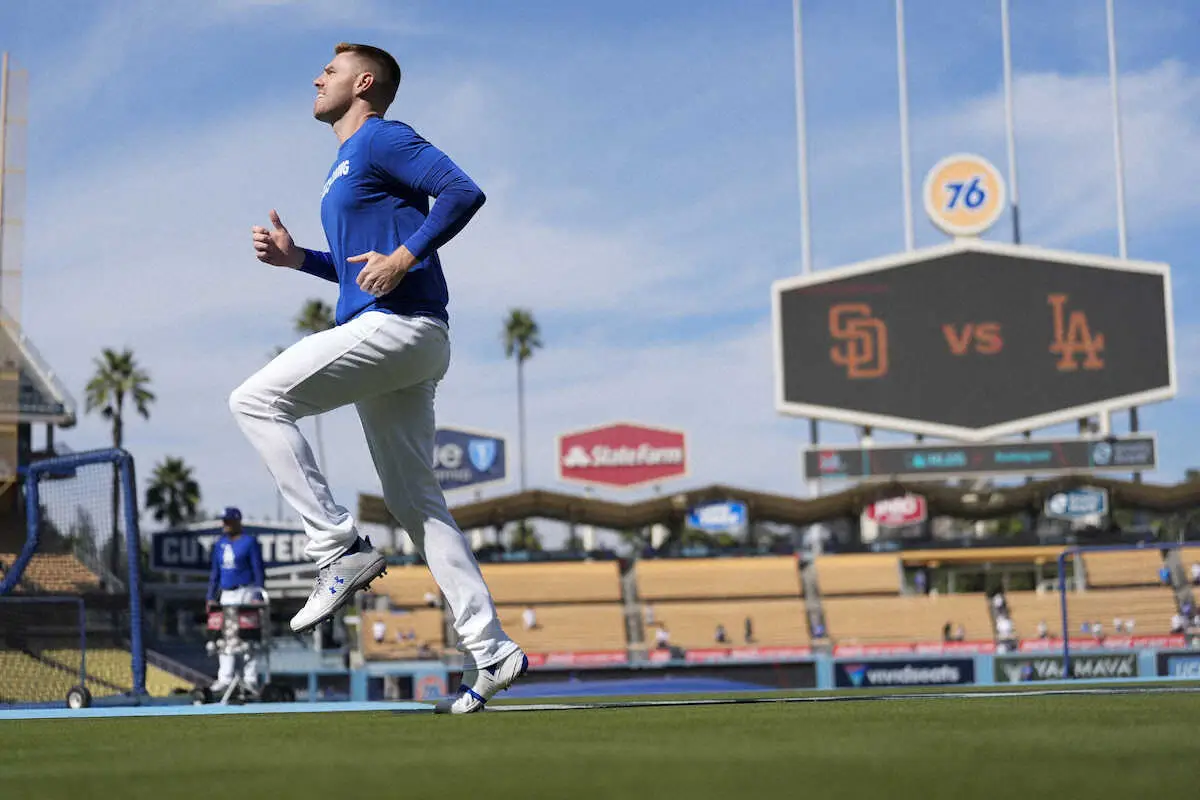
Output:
(205, 507), (265, 694)
(232, 42), (525, 713)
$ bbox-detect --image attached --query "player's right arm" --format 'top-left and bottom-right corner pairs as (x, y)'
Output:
(251, 210), (338, 283)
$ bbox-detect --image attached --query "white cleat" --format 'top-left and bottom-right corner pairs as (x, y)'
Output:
(435, 647), (529, 714)
(290, 537), (386, 633)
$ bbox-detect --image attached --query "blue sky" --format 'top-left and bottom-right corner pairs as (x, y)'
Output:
(1, 0), (1199, 541)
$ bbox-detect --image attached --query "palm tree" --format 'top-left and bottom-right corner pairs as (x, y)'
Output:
(145, 457), (201, 529)
(294, 299), (335, 470)
(508, 520), (542, 552)
(85, 348), (155, 575)
(502, 309), (542, 491)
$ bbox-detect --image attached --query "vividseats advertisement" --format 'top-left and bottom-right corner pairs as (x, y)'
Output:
(834, 658), (975, 688)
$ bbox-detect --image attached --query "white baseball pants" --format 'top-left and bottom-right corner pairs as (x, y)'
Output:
(217, 588), (261, 686)
(228, 310), (516, 666)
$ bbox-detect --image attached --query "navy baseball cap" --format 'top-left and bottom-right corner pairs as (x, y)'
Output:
(221, 507), (243, 522)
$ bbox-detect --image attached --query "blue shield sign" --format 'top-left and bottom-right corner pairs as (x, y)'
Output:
(468, 439), (498, 472)
(434, 427), (508, 492)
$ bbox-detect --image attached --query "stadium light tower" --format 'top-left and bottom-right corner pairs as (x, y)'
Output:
(894, 0), (914, 253)
(791, 0), (822, 498)
(1104, 0), (1140, 478)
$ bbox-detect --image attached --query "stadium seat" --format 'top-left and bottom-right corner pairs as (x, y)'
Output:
(481, 562), (623, 605)
(822, 594), (991, 644)
(495, 603), (627, 653)
(1005, 588), (1178, 638)
(1177, 546), (1200, 581)
(374, 561), (623, 607)
(0, 552), (100, 594)
(647, 599), (809, 649)
(814, 553), (902, 596)
(900, 545), (1066, 566)
(0, 647), (111, 703)
(39, 648), (192, 696)
(371, 566), (442, 608)
(360, 609), (447, 661)
(1081, 549), (1165, 588)
(636, 556), (801, 601)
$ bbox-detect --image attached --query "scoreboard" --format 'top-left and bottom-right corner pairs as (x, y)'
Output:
(772, 239), (1175, 441)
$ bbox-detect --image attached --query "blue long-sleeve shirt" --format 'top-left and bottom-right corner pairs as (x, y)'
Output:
(299, 116), (486, 326)
(207, 535), (266, 601)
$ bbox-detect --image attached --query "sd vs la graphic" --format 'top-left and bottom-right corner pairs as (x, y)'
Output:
(557, 422), (687, 489)
(827, 294), (1105, 381)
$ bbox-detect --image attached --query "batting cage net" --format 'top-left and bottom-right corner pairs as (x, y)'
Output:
(0, 449), (148, 707)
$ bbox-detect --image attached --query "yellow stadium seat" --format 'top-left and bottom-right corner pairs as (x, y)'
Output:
(1005, 588), (1178, 638)
(636, 557), (801, 601)
(360, 609), (447, 661)
(1081, 549), (1165, 588)
(814, 554), (902, 596)
(822, 594), (991, 644)
(496, 603), (627, 653)
(647, 599), (809, 649)
(0, 552), (100, 594)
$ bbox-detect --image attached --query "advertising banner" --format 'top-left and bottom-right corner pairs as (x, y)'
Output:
(834, 641), (995, 658)
(834, 658), (975, 688)
(433, 426), (507, 493)
(1044, 486), (1109, 521)
(557, 422), (687, 489)
(687, 501), (748, 534)
(994, 653), (1138, 682)
(806, 436), (1157, 481)
(647, 646), (813, 665)
(151, 525), (310, 574)
(1158, 653), (1200, 678)
(524, 651), (630, 669)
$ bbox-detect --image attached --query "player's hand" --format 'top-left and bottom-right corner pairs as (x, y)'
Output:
(206, 600), (218, 612)
(350, 247), (416, 296)
(252, 210), (304, 268)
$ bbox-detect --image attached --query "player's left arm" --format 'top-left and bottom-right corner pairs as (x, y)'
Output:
(352, 124), (487, 295)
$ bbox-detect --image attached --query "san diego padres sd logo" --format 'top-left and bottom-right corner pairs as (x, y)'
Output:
(829, 303), (889, 379)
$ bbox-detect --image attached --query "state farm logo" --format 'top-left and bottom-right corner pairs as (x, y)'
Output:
(558, 423), (687, 489)
(561, 443), (683, 469)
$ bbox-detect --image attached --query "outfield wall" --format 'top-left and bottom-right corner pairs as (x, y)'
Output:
(326, 640), (1200, 702)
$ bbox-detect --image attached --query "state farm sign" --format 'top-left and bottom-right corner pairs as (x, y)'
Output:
(557, 422), (687, 489)
(866, 494), (928, 527)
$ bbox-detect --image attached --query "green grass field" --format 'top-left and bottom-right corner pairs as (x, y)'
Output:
(2, 692), (1196, 799)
